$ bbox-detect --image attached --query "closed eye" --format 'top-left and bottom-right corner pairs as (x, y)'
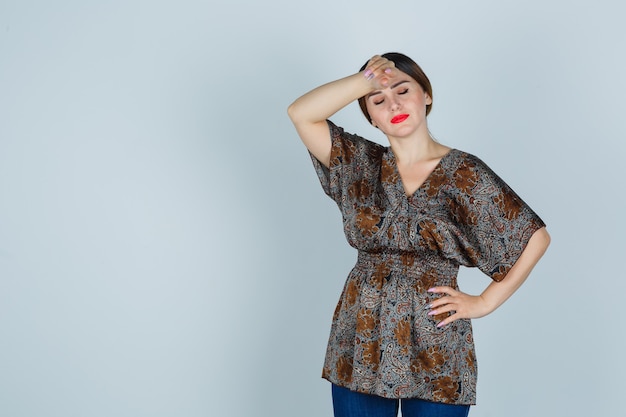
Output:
(397, 88), (409, 95)
(374, 99), (384, 105)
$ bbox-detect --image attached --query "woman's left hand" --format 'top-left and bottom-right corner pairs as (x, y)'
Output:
(427, 229), (550, 328)
(427, 287), (493, 328)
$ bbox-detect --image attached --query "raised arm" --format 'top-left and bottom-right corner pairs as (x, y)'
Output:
(287, 56), (395, 168)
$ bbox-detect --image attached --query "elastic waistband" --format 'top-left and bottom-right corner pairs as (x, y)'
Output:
(356, 250), (445, 268)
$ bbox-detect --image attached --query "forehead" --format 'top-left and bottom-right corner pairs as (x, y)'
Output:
(366, 77), (418, 99)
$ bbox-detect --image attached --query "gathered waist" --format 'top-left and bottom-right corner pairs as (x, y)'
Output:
(353, 250), (459, 286)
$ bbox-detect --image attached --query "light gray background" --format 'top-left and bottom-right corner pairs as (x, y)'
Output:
(1, 1), (624, 416)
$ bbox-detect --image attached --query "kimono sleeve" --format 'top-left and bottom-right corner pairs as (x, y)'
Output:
(309, 120), (384, 205)
(447, 153), (546, 281)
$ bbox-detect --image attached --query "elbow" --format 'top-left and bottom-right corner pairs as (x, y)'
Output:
(287, 100), (300, 124)
(535, 227), (551, 254)
(287, 98), (315, 126)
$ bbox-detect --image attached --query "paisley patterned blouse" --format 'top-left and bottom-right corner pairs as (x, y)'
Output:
(309, 121), (545, 405)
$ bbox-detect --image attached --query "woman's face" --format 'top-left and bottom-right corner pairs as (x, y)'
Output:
(365, 71), (432, 138)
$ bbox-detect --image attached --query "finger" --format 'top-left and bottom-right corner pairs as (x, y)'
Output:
(363, 55), (383, 78)
(428, 295), (451, 310)
(366, 55), (386, 69)
(428, 302), (457, 316)
(428, 286), (457, 295)
(427, 287), (455, 310)
(370, 61), (390, 74)
(369, 62), (393, 78)
(363, 58), (395, 83)
(364, 67), (389, 83)
(368, 57), (395, 74)
(366, 55), (382, 65)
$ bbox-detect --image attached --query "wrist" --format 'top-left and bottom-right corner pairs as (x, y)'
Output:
(477, 293), (499, 316)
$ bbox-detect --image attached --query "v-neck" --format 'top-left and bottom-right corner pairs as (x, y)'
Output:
(387, 148), (456, 199)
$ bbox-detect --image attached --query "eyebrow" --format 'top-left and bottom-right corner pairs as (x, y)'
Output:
(367, 80), (410, 98)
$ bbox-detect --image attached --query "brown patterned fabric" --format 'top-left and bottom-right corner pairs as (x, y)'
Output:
(309, 121), (545, 405)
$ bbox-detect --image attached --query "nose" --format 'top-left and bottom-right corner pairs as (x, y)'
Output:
(389, 98), (401, 112)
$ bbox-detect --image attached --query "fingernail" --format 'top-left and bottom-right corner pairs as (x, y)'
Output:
(367, 73), (375, 81)
(384, 68), (392, 74)
(364, 69), (372, 78)
(427, 288), (436, 292)
(437, 322), (445, 328)
(428, 311), (436, 316)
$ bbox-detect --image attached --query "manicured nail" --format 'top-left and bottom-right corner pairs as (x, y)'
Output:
(428, 311), (436, 316)
(437, 321), (445, 328)
(384, 68), (392, 74)
(427, 288), (436, 292)
(364, 69), (372, 78)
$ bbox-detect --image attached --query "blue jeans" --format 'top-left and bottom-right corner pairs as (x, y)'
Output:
(332, 384), (470, 417)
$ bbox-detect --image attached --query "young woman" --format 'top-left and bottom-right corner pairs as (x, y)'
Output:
(287, 52), (550, 417)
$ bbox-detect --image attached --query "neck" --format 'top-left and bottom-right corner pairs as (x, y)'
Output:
(387, 126), (441, 165)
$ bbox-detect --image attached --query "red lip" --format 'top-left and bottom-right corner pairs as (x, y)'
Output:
(391, 114), (409, 124)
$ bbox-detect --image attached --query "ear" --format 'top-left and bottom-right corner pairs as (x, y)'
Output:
(425, 94), (432, 105)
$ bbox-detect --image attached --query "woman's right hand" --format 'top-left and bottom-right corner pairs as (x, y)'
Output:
(362, 55), (397, 90)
